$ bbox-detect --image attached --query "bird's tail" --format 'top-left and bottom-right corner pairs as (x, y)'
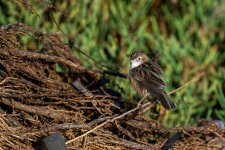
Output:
(158, 92), (176, 110)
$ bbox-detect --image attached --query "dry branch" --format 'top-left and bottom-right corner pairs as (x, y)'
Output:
(1, 98), (71, 121)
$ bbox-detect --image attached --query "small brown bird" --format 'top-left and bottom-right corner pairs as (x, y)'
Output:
(128, 51), (176, 110)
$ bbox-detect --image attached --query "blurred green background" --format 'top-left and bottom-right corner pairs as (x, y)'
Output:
(0, 0), (225, 127)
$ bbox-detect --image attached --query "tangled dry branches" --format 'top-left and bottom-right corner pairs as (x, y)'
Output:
(0, 23), (224, 150)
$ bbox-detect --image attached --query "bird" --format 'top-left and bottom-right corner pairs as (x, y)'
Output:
(128, 51), (176, 110)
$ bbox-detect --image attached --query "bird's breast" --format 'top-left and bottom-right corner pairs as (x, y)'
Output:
(129, 70), (147, 96)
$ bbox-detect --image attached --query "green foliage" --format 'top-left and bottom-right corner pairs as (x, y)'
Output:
(0, 0), (224, 127)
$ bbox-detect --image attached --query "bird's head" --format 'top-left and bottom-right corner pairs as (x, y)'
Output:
(129, 51), (149, 69)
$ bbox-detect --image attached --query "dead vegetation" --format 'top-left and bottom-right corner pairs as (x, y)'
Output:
(0, 23), (224, 149)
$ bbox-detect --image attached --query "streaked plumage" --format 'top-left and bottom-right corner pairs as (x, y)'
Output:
(128, 51), (176, 110)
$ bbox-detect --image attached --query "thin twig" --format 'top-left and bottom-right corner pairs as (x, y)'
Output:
(66, 100), (152, 145)
(137, 95), (148, 106)
(168, 72), (205, 95)
(50, 12), (127, 77)
(29, 115), (117, 135)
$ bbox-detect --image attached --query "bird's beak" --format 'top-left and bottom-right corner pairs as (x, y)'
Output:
(129, 60), (134, 69)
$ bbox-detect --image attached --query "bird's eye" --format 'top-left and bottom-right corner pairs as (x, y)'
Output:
(138, 57), (141, 61)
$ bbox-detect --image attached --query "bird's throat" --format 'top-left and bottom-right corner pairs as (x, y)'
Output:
(130, 60), (142, 69)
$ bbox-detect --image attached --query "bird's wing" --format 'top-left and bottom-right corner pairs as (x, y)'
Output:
(130, 61), (166, 94)
(144, 60), (163, 77)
